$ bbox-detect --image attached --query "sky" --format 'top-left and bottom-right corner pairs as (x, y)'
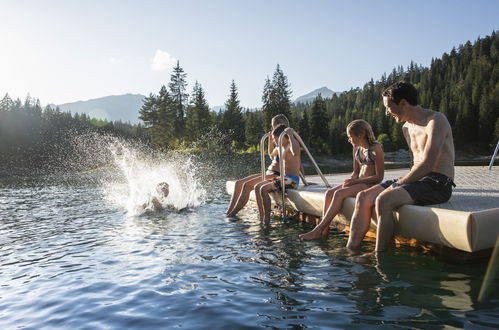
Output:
(0, 0), (498, 108)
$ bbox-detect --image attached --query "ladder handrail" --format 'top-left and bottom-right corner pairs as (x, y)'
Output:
(260, 133), (271, 181)
(488, 140), (499, 170)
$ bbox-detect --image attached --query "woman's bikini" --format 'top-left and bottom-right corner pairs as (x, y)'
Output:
(355, 146), (377, 186)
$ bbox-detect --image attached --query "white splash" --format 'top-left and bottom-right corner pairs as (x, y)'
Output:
(105, 142), (206, 215)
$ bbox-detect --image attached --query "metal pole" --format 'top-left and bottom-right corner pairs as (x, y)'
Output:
(488, 141), (499, 170)
(278, 131), (287, 218)
(260, 133), (271, 181)
(291, 131), (331, 188)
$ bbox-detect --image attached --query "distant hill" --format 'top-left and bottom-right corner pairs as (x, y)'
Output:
(57, 94), (146, 124)
(294, 87), (339, 104)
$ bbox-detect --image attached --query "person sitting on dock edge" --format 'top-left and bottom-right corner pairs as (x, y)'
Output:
(254, 124), (302, 222)
(346, 81), (455, 252)
(300, 119), (384, 240)
(225, 114), (289, 217)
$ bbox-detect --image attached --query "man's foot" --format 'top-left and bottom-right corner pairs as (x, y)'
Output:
(299, 226), (328, 240)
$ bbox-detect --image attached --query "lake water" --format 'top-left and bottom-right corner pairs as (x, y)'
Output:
(1, 141), (498, 329)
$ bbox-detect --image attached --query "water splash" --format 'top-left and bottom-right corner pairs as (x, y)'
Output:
(104, 142), (207, 215)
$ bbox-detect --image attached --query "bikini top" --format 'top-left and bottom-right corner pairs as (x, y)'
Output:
(355, 146), (376, 166)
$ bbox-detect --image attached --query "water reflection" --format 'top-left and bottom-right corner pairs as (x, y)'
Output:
(1, 170), (499, 328)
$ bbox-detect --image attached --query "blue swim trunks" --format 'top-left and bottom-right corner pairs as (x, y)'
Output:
(273, 174), (300, 191)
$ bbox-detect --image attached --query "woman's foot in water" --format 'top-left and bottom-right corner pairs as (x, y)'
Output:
(299, 225), (330, 240)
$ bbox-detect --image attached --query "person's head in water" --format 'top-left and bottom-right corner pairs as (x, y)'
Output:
(156, 182), (170, 198)
(271, 114), (289, 129)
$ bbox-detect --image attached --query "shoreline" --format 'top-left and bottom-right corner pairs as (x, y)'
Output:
(0, 150), (495, 178)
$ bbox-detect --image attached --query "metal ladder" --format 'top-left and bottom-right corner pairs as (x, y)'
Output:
(260, 128), (331, 219)
(488, 140), (499, 170)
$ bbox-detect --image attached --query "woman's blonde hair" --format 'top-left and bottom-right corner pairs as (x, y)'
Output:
(347, 119), (377, 146)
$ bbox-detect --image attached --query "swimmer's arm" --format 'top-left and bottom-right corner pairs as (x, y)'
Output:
(398, 116), (447, 184)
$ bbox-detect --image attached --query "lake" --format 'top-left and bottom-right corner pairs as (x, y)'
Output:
(1, 143), (498, 329)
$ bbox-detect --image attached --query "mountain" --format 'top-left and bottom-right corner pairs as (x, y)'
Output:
(57, 94), (146, 124)
(294, 87), (338, 104)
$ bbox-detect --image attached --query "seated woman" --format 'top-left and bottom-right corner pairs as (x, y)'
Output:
(300, 119), (384, 240)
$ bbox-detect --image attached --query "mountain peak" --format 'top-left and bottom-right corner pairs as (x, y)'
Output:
(57, 94), (146, 124)
(294, 87), (337, 104)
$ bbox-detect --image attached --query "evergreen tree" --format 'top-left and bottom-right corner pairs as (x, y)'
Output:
(262, 64), (292, 131)
(309, 94), (329, 154)
(298, 110), (310, 147)
(185, 81), (211, 144)
(244, 110), (264, 148)
(168, 61), (188, 145)
(220, 80), (245, 148)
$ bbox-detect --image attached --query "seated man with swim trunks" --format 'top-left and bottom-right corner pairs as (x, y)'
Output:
(346, 81), (455, 252)
(254, 124), (302, 222)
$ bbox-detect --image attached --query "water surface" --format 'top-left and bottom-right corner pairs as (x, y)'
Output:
(1, 160), (498, 329)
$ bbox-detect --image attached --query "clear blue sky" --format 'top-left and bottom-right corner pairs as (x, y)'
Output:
(1, 0), (498, 108)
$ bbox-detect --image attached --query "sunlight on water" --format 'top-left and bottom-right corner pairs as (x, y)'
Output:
(104, 142), (207, 215)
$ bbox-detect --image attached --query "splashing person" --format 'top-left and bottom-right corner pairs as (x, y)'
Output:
(142, 182), (170, 212)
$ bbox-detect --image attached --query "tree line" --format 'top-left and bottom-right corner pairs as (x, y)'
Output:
(1, 31), (497, 172)
(0, 95), (148, 172)
(141, 31), (498, 155)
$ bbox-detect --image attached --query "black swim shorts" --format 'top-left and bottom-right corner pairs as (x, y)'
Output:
(380, 172), (455, 206)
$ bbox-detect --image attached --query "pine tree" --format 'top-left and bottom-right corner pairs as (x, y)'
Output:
(298, 109), (310, 147)
(262, 64), (292, 131)
(309, 94), (329, 154)
(244, 110), (264, 148)
(185, 81), (211, 144)
(168, 61), (188, 145)
(220, 80), (245, 148)
(155, 86), (177, 148)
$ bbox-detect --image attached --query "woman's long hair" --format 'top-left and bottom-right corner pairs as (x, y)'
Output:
(347, 119), (378, 146)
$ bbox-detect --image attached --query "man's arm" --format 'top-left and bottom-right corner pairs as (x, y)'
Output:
(398, 114), (448, 184)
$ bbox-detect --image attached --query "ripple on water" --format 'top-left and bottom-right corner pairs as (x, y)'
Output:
(1, 172), (499, 329)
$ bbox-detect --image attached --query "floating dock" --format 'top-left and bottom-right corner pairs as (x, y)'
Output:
(226, 166), (499, 253)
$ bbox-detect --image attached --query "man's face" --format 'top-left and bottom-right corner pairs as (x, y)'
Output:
(383, 96), (404, 123)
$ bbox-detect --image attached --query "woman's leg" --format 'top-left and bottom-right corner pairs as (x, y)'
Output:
(300, 184), (368, 240)
(322, 184), (342, 215)
(227, 174), (276, 216)
(226, 174), (260, 214)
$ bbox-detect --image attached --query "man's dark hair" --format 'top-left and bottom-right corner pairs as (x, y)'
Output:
(272, 124), (287, 138)
(382, 81), (419, 105)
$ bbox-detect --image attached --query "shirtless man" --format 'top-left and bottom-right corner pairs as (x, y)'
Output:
(346, 81), (455, 252)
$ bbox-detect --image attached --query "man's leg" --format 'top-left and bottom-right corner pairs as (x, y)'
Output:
(346, 185), (385, 249)
(254, 181), (267, 221)
(260, 182), (277, 222)
(374, 187), (414, 251)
